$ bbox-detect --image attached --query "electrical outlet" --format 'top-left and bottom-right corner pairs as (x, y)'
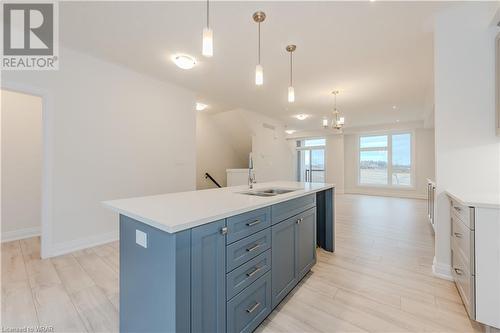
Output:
(136, 230), (147, 248)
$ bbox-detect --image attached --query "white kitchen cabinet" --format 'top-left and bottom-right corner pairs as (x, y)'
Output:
(447, 192), (500, 329)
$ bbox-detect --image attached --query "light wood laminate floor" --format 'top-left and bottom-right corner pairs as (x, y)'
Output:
(2, 195), (483, 332)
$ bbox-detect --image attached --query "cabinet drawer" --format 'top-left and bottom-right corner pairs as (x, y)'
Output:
(227, 271), (272, 333)
(227, 250), (271, 300)
(451, 213), (475, 274)
(450, 199), (475, 229)
(227, 207), (271, 244)
(271, 194), (316, 225)
(452, 249), (475, 319)
(227, 228), (271, 272)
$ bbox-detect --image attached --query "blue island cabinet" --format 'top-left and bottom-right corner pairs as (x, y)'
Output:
(119, 189), (333, 333)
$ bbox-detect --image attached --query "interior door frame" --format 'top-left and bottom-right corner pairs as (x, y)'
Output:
(1, 80), (53, 259)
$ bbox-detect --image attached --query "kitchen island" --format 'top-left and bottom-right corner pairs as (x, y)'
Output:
(103, 181), (335, 333)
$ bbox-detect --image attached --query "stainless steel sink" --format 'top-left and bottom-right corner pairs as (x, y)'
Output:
(239, 187), (299, 197)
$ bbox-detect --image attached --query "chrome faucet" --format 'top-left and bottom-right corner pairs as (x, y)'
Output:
(248, 153), (256, 189)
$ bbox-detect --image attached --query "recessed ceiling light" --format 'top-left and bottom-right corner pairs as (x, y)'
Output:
(172, 54), (197, 70)
(392, 105), (397, 109)
(396, 119), (400, 123)
(285, 129), (296, 134)
(196, 102), (208, 111)
(294, 114), (309, 121)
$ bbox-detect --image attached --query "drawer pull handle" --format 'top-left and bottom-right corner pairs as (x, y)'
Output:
(453, 206), (462, 212)
(454, 268), (463, 275)
(246, 243), (260, 252)
(246, 266), (262, 277)
(296, 218), (303, 224)
(246, 220), (261, 227)
(454, 232), (463, 238)
(220, 227), (228, 235)
(246, 302), (261, 314)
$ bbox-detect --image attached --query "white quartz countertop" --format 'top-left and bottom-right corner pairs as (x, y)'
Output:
(103, 181), (335, 233)
(446, 190), (500, 209)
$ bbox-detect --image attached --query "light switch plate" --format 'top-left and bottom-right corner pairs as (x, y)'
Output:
(136, 230), (148, 248)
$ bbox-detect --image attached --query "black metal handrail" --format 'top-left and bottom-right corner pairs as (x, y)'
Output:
(205, 172), (222, 188)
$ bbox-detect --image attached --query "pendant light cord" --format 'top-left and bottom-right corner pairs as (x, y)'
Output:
(290, 52), (293, 86)
(206, 0), (209, 28)
(258, 22), (261, 64)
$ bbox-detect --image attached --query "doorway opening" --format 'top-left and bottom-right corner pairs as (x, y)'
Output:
(1, 89), (43, 245)
(296, 138), (325, 183)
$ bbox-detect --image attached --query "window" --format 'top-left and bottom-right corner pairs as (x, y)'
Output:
(359, 133), (412, 187)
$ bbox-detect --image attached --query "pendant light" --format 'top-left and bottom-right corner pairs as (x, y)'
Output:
(202, 0), (213, 57)
(331, 91), (345, 130)
(253, 11), (266, 86)
(286, 45), (296, 103)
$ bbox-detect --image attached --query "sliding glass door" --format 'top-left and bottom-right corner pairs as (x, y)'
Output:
(296, 139), (325, 183)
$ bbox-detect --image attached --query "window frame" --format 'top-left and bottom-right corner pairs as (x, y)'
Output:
(357, 131), (415, 189)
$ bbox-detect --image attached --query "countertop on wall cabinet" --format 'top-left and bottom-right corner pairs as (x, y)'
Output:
(103, 181), (334, 233)
(446, 190), (500, 209)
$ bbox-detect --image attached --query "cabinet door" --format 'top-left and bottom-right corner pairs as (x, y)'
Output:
(191, 220), (226, 333)
(271, 216), (297, 308)
(296, 208), (317, 280)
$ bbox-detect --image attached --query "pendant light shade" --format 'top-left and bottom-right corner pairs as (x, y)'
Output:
(202, 27), (213, 57)
(255, 64), (264, 85)
(253, 11), (266, 86)
(288, 86), (295, 102)
(202, 0), (213, 57)
(286, 44), (296, 103)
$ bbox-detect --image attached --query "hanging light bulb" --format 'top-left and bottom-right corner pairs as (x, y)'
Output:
(202, 0), (213, 57)
(322, 118), (329, 128)
(253, 11), (266, 86)
(286, 45), (296, 103)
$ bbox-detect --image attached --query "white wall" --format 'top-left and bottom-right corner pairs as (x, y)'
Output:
(197, 108), (295, 185)
(325, 134), (345, 193)
(344, 126), (434, 199)
(1, 90), (42, 241)
(196, 112), (247, 189)
(433, 3), (500, 277)
(2, 47), (196, 257)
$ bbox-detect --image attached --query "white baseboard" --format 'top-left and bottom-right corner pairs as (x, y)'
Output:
(48, 231), (118, 258)
(432, 256), (453, 281)
(1, 227), (41, 242)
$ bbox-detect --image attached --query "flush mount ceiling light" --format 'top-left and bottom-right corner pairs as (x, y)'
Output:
(202, 0), (213, 57)
(172, 54), (197, 70)
(253, 11), (266, 86)
(196, 102), (208, 111)
(286, 44), (296, 103)
(285, 129), (296, 135)
(294, 114), (309, 121)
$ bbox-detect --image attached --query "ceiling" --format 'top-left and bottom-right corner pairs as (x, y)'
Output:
(59, 1), (447, 131)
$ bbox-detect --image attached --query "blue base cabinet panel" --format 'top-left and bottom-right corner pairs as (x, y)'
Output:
(316, 188), (334, 252)
(271, 216), (297, 308)
(120, 215), (191, 333)
(191, 220), (227, 333)
(296, 208), (317, 280)
(271, 207), (317, 309)
(227, 272), (272, 333)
